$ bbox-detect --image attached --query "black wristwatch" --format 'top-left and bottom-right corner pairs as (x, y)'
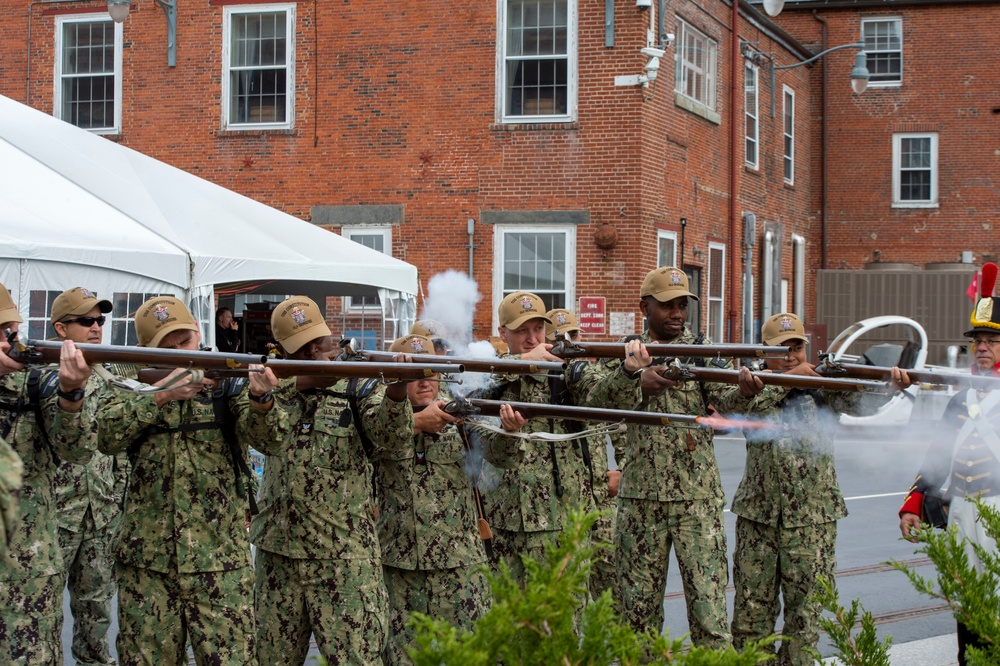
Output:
(250, 391), (274, 406)
(57, 387), (86, 402)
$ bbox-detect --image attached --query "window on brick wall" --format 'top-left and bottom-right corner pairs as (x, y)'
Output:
(675, 18), (718, 111)
(707, 243), (725, 342)
(893, 133), (937, 207)
(223, 4), (295, 129)
(344, 227), (392, 310)
(744, 60), (758, 168)
(657, 230), (677, 267)
(55, 14), (122, 134)
(500, 0), (576, 122)
(862, 18), (902, 86)
(783, 86), (795, 185)
(493, 225), (576, 327)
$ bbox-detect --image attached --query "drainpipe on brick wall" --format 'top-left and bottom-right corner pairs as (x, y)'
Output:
(728, 0), (741, 342)
(814, 10), (829, 269)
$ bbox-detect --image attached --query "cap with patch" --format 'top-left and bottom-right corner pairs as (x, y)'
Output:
(135, 296), (198, 348)
(51, 287), (113, 324)
(410, 319), (447, 340)
(966, 263), (1000, 337)
(545, 308), (580, 341)
(640, 267), (699, 302)
(0, 283), (22, 326)
(498, 291), (552, 329)
(761, 312), (807, 346)
(389, 334), (436, 355)
(271, 296), (332, 354)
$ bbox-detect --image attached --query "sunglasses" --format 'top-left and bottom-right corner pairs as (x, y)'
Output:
(61, 315), (106, 327)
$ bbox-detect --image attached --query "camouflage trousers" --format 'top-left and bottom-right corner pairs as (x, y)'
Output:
(254, 549), (388, 666)
(59, 506), (119, 666)
(493, 527), (569, 590)
(589, 494), (618, 601)
(731, 517), (837, 666)
(0, 572), (63, 665)
(382, 563), (490, 666)
(116, 563), (256, 666)
(614, 497), (731, 649)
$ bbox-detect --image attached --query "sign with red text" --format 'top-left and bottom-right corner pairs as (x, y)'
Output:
(578, 297), (606, 335)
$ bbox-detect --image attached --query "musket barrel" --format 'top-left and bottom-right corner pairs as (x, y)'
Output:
(678, 366), (889, 392)
(550, 341), (790, 360)
(13, 339), (267, 370)
(267, 360), (463, 379)
(359, 350), (566, 374)
(823, 362), (1000, 391)
(448, 398), (706, 427)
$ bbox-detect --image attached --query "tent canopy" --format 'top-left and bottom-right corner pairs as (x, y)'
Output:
(0, 94), (417, 342)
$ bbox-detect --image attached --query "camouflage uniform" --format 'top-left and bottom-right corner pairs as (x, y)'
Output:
(611, 328), (745, 649)
(730, 385), (883, 664)
(0, 370), (96, 666)
(245, 377), (413, 666)
(55, 373), (127, 666)
(373, 391), (523, 666)
(586, 433), (618, 601)
(0, 434), (23, 565)
(481, 359), (642, 588)
(98, 380), (257, 666)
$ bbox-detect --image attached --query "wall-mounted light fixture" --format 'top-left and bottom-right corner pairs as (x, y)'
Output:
(107, 0), (177, 67)
(615, 45), (669, 90)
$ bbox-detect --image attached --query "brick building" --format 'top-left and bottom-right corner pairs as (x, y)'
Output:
(3, 0), (881, 347)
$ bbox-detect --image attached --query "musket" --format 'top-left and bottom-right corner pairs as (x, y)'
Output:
(548, 331), (789, 361)
(816, 357), (1000, 391)
(339, 338), (566, 375)
(266, 359), (465, 382)
(662, 363), (891, 393)
(443, 396), (712, 428)
(7, 335), (267, 370)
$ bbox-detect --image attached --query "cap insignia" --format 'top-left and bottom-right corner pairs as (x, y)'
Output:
(291, 307), (307, 325)
(154, 305), (169, 322)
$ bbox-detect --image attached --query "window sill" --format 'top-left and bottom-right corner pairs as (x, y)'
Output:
(783, 180), (796, 190)
(491, 122), (580, 132)
(216, 127), (297, 138)
(892, 202), (939, 209)
(744, 164), (759, 174)
(674, 93), (721, 125)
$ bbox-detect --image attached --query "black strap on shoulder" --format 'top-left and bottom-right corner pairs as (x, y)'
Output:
(458, 423), (495, 561)
(28, 369), (60, 464)
(549, 368), (592, 479)
(346, 377), (379, 459)
(212, 381), (258, 516)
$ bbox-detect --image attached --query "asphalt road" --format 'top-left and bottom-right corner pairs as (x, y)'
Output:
(62, 423), (955, 664)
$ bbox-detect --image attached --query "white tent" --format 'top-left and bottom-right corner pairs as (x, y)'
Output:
(0, 94), (417, 345)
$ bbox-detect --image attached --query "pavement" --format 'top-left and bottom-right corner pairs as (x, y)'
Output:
(823, 633), (959, 666)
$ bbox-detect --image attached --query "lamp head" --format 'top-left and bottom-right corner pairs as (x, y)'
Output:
(850, 51), (870, 94)
(762, 0), (785, 17)
(107, 0), (130, 23)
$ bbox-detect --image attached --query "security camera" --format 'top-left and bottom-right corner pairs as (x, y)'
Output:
(662, 33), (675, 47)
(636, 0), (652, 8)
(641, 46), (666, 59)
(645, 57), (660, 81)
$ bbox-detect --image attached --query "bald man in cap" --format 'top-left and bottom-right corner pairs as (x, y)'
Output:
(98, 296), (258, 666)
(0, 281), (96, 666)
(244, 295), (413, 666)
(480, 291), (650, 588)
(49, 287), (123, 666)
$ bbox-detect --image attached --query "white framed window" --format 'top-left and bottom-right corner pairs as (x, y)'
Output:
(783, 86), (795, 185)
(492, 225), (576, 328)
(744, 61), (758, 168)
(862, 18), (902, 86)
(344, 227), (392, 310)
(675, 18), (718, 111)
(657, 230), (677, 267)
(222, 4), (296, 129)
(892, 133), (938, 207)
(499, 0), (577, 122)
(54, 14), (123, 134)
(707, 243), (725, 343)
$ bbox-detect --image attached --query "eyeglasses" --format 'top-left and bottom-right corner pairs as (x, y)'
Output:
(971, 337), (1000, 348)
(61, 316), (106, 328)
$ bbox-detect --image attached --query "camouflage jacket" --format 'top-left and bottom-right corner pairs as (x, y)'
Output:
(245, 378), (413, 561)
(54, 372), (127, 533)
(373, 404), (523, 570)
(98, 378), (254, 574)
(728, 385), (876, 527)
(480, 358), (642, 533)
(611, 329), (746, 503)
(0, 434), (23, 565)
(0, 370), (95, 581)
